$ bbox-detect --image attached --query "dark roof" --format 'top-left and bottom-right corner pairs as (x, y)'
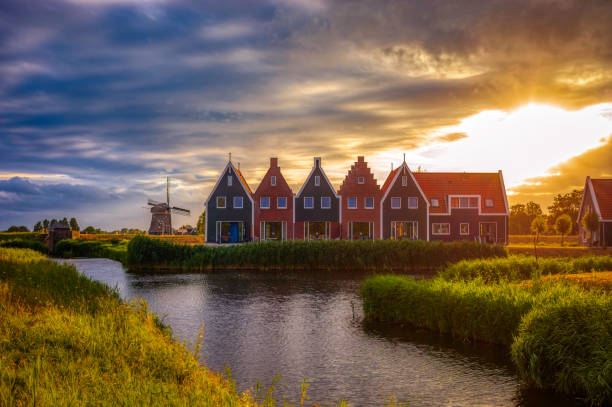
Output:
(49, 221), (70, 230)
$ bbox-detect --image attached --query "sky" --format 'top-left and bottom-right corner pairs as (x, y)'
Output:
(1, 0), (612, 230)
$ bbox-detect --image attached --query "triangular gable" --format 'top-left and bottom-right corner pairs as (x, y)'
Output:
(296, 157), (339, 198)
(254, 158), (294, 196)
(204, 161), (254, 206)
(380, 161), (429, 205)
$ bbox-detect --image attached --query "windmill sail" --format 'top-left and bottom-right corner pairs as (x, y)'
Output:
(147, 177), (191, 235)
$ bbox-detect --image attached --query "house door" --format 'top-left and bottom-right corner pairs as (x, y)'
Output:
(479, 222), (497, 244)
(228, 222), (239, 243)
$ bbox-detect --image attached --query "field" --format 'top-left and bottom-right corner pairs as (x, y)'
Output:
(362, 255), (612, 405)
(79, 233), (206, 245)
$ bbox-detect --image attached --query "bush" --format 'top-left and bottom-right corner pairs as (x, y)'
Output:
(512, 289), (612, 405)
(0, 238), (48, 254)
(0, 232), (46, 242)
(126, 236), (507, 272)
(439, 255), (612, 283)
(53, 239), (127, 263)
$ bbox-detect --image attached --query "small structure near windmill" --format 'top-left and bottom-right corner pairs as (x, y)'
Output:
(147, 177), (191, 235)
(45, 221), (72, 252)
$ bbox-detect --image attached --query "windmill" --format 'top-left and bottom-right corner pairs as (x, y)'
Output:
(147, 177), (191, 235)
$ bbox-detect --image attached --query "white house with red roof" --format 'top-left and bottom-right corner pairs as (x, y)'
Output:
(577, 177), (612, 247)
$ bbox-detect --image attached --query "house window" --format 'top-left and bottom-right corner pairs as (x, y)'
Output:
(392, 221), (418, 240)
(227, 176), (232, 186)
(358, 177), (365, 184)
(321, 196), (331, 209)
(431, 198), (439, 208)
(216, 196), (226, 208)
(485, 198), (494, 208)
(451, 197), (478, 208)
(391, 197), (401, 209)
(315, 176), (320, 186)
(348, 197), (357, 209)
(271, 176), (276, 186)
(402, 175), (408, 186)
(233, 196), (243, 209)
(408, 197), (418, 209)
(460, 223), (469, 235)
(364, 197), (374, 209)
(277, 196), (287, 209)
(260, 196), (270, 209)
(304, 197), (314, 209)
(432, 223), (450, 235)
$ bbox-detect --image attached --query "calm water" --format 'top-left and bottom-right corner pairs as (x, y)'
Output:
(61, 258), (580, 407)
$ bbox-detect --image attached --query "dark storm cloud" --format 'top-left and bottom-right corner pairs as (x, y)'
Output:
(1, 0), (612, 228)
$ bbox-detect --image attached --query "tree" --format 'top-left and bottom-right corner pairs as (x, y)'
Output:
(69, 217), (80, 231)
(50, 219), (58, 226)
(509, 201), (543, 235)
(554, 214), (572, 246)
(531, 215), (548, 263)
(82, 226), (97, 234)
(61, 217), (69, 226)
(42, 219), (49, 230)
(33, 221), (43, 232)
(6, 226), (29, 232)
(196, 210), (206, 236)
(582, 209), (600, 246)
(548, 189), (583, 234)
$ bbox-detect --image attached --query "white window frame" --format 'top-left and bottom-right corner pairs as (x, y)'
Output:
(217, 196), (226, 209)
(432, 223), (450, 235)
(260, 196), (270, 209)
(358, 176), (365, 184)
(321, 196), (331, 209)
(402, 175), (408, 186)
(277, 196), (287, 209)
(431, 198), (440, 208)
(233, 196), (243, 209)
(364, 197), (374, 209)
(391, 221), (418, 240)
(304, 197), (314, 209)
(227, 176), (232, 186)
(314, 176), (321, 186)
(347, 197), (357, 209)
(485, 198), (494, 208)
(460, 223), (469, 235)
(407, 197), (418, 209)
(271, 176), (276, 186)
(391, 197), (401, 209)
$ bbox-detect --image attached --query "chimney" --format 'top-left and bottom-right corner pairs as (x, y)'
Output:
(314, 157), (321, 167)
(357, 156), (365, 163)
(270, 157), (278, 168)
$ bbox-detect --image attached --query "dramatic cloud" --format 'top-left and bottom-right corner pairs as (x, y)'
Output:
(1, 0), (612, 228)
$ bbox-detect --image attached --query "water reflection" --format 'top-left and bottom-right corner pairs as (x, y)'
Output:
(61, 258), (581, 407)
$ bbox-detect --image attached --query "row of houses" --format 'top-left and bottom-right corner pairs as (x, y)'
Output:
(204, 156), (510, 244)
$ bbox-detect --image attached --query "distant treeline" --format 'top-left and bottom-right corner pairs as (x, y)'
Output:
(126, 236), (506, 272)
(510, 189), (582, 235)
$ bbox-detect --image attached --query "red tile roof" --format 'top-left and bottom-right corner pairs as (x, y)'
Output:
(591, 179), (612, 219)
(381, 167), (400, 194)
(234, 164), (252, 195)
(413, 172), (508, 214)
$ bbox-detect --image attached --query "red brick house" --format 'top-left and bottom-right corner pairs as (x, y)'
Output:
(253, 157), (294, 241)
(414, 171), (509, 244)
(577, 177), (612, 247)
(338, 156), (381, 240)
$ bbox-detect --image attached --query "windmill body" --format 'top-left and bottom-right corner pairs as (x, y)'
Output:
(147, 177), (190, 235)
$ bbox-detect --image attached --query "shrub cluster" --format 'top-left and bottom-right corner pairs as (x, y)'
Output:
(127, 236), (507, 272)
(440, 255), (612, 283)
(361, 275), (612, 404)
(53, 238), (128, 263)
(0, 232), (46, 242)
(0, 238), (48, 254)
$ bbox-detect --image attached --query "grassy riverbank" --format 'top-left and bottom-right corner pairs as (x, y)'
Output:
(126, 236), (506, 272)
(0, 247), (257, 406)
(440, 255), (612, 283)
(53, 238), (128, 263)
(361, 272), (612, 404)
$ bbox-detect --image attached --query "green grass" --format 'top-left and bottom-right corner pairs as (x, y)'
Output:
(127, 235), (507, 272)
(361, 274), (612, 404)
(0, 232), (46, 242)
(0, 238), (48, 254)
(439, 255), (612, 283)
(53, 238), (128, 263)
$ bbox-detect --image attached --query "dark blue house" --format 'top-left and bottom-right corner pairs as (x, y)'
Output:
(205, 160), (254, 243)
